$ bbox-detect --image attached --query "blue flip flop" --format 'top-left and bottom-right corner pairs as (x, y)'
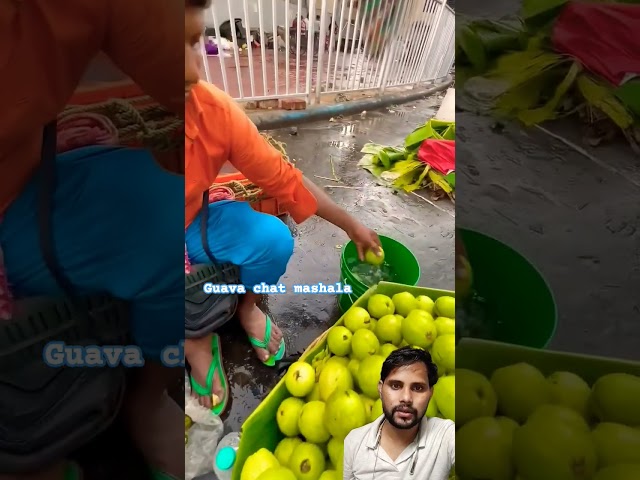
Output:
(248, 314), (286, 367)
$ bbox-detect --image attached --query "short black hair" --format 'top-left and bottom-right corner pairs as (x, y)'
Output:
(380, 347), (439, 388)
(186, 0), (211, 8)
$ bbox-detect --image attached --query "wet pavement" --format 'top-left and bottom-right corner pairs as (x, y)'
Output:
(212, 93), (454, 437)
(456, 0), (640, 361)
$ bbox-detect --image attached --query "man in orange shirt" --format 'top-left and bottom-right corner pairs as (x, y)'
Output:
(185, 1), (382, 410)
(0, 1), (184, 479)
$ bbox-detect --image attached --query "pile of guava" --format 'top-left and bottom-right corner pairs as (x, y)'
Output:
(455, 363), (640, 480)
(240, 290), (457, 480)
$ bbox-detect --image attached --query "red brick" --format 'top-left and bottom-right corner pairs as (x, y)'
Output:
(257, 99), (279, 109)
(280, 98), (307, 111)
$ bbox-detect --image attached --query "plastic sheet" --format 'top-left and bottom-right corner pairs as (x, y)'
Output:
(552, 2), (640, 86)
(185, 377), (224, 480)
(417, 139), (455, 175)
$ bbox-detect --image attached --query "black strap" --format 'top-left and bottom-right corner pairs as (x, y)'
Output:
(37, 122), (78, 298)
(200, 190), (217, 263)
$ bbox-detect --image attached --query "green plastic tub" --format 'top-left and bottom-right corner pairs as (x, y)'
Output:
(232, 281), (454, 480)
(458, 228), (557, 348)
(339, 236), (421, 313)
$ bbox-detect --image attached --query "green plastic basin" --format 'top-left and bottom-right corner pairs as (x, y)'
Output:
(339, 235), (421, 312)
(458, 228), (557, 348)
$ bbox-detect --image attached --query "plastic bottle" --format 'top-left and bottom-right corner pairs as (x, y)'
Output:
(213, 432), (241, 480)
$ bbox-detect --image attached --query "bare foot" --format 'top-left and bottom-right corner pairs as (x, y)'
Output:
(185, 336), (224, 409)
(238, 304), (283, 363)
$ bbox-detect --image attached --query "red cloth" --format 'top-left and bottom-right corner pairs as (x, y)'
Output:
(552, 3), (640, 86)
(417, 139), (455, 175)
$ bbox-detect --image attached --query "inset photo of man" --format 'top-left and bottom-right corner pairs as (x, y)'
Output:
(343, 348), (455, 479)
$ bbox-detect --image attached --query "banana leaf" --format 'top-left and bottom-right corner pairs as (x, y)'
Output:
(357, 154), (386, 178)
(380, 159), (423, 183)
(400, 165), (431, 193)
(428, 170), (454, 194)
(615, 79), (640, 117)
(577, 74), (634, 130)
(517, 61), (581, 125)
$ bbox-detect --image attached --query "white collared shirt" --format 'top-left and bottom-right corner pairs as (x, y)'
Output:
(343, 415), (455, 480)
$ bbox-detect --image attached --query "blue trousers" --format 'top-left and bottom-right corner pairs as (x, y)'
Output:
(185, 200), (294, 288)
(0, 146), (184, 360)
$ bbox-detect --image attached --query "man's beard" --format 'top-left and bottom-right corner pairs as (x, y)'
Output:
(383, 403), (422, 430)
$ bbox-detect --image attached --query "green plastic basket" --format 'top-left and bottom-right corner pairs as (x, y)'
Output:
(457, 338), (640, 391)
(339, 236), (421, 313)
(458, 228), (557, 348)
(232, 281), (454, 480)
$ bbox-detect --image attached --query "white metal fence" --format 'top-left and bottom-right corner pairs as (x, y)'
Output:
(201, 0), (454, 105)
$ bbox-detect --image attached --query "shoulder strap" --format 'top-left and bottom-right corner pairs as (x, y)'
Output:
(37, 121), (77, 298)
(200, 190), (217, 264)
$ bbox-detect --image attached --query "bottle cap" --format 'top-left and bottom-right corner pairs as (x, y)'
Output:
(216, 446), (237, 471)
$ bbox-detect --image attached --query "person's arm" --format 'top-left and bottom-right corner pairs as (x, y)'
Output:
(302, 177), (381, 260)
(222, 89), (381, 259)
(102, 0), (184, 115)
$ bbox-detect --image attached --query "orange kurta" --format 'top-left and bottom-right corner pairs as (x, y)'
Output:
(185, 81), (318, 229)
(0, 0), (183, 215)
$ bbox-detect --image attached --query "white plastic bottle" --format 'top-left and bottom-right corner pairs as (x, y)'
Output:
(213, 432), (241, 480)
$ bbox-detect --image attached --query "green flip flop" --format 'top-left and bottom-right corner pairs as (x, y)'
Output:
(189, 333), (229, 416)
(248, 314), (286, 367)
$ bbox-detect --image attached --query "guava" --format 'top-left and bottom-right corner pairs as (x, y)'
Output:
(357, 354), (385, 399)
(306, 383), (321, 402)
(391, 291), (418, 317)
(327, 437), (344, 469)
(327, 326), (353, 357)
(343, 307), (372, 333)
(367, 294), (395, 319)
(527, 404), (590, 434)
(593, 464), (640, 480)
(512, 419), (597, 480)
(401, 310), (437, 349)
(456, 416), (516, 480)
(324, 389), (367, 439)
(256, 467), (297, 480)
(360, 394), (375, 419)
(590, 373), (640, 426)
(289, 442), (326, 480)
(455, 368), (497, 426)
(369, 318), (378, 335)
(240, 448), (280, 480)
(490, 363), (550, 423)
(431, 334), (455, 372)
(434, 317), (456, 336)
(370, 398), (383, 422)
(376, 314), (403, 346)
(495, 416), (519, 436)
(434, 296), (455, 318)
(275, 437), (303, 467)
(591, 422), (640, 468)
(351, 329), (380, 360)
(299, 401), (331, 444)
(277, 397), (305, 437)
(547, 371), (591, 419)
(347, 358), (360, 379)
(325, 356), (350, 370)
(365, 247), (384, 266)
(415, 295), (435, 314)
(285, 361), (316, 398)
(426, 399), (439, 417)
(318, 470), (340, 480)
(318, 362), (354, 402)
(433, 375), (455, 421)
(379, 343), (398, 359)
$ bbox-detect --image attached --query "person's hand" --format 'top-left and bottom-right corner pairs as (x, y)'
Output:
(346, 221), (381, 261)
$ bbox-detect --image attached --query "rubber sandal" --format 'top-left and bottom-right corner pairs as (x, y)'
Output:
(189, 334), (229, 416)
(248, 314), (286, 367)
